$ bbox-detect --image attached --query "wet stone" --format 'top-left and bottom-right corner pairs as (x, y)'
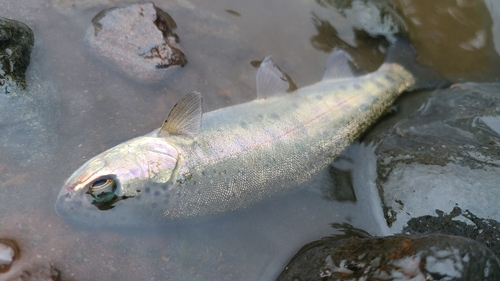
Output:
(403, 207), (500, 257)
(0, 18), (60, 165)
(0, 239), (20, 274)
(365, 83), (500, 236)
(84, 3), (187, 83)
(0, 17), (34, 94)
(277, 230), (500, 281)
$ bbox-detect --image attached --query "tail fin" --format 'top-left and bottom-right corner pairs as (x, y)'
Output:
(385, 36), (450, 90)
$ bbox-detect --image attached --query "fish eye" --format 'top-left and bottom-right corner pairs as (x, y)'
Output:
(87, 178), (117, 205)
(90, 178), (115, 191)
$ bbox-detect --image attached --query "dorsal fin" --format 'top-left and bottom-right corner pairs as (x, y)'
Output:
(158, 91), (202, 137)
(256, 56), (296, 99)
(322, 48), (360, 81)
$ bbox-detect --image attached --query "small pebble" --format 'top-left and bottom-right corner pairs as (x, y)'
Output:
(0, 238), (20, 273)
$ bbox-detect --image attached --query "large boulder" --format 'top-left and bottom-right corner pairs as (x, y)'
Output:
(277, 228), (500, 281)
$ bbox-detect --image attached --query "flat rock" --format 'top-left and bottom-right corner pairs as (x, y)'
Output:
(84, 3), (187, 83)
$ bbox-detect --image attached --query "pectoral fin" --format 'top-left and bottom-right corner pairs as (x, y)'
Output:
(256, 56), (297, 99)
(158, 91), (202, 137)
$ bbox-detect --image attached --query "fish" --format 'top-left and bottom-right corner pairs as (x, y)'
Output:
(55, 38), (446, 228)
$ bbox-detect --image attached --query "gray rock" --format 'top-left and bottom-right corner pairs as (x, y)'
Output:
(84, 3), (187, 83)
(403, 207), (500, 256)
(0, 17), (34, 94)
(370, 83), (500, 237)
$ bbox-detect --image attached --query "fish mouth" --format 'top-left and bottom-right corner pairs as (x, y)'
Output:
(55, 189), (84, 217)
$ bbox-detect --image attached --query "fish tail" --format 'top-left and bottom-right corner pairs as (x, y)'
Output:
(385, 36), (450, 90)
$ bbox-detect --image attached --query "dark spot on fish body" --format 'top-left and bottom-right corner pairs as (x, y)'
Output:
(292, 103), (299, 108)
(161, 185), (167, 191)
(136, 195), (141, 200)
(373, 80), (385, 89)
(154, 191), (160, 196)
(145, 187), (150, 193)
(339, 85), (347, 91)
(370, 96), (379, 104)
(395, 73), (407, 80)
(201, 171), (206, 176)
(270, 113), (280, 120)
(120, 216), (126, 221)
(258, 114), (264, 119)
(315, 95), (323, 100)
(240, 121), (248, 129)
(152, 203), (157, 208)
(384, 74), (396, 83)
(353, 83), (362, 90)
(360, 104), (369, 112)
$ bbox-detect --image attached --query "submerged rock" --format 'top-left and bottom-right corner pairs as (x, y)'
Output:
(0, 17), (34, 94)
(367, 83), (500, 239)
(315, 0), (403, 43)
(277, 230), (500, 281)
(6, 263), (63, 281)
(0, 18), (60, 165)
(84, 3), (187, 83)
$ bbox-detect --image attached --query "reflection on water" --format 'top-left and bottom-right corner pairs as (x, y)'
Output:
(394, 0), (499, 80)
(1, 0), (500, 280)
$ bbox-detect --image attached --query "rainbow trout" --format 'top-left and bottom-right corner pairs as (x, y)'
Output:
(56, 38), (444, 227)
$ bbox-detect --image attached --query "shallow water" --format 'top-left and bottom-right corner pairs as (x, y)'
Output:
(1, 0), (500, 280)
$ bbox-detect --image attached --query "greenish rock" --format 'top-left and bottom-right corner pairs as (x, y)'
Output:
(0, 17), (34, 94)
(0, 18), (60, 165)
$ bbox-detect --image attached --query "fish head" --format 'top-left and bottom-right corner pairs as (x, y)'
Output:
(55, 136), (179, 228)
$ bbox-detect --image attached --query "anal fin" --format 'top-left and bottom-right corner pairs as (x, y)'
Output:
(322, 48), (360, 81)
(256, 56), (297, 99)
